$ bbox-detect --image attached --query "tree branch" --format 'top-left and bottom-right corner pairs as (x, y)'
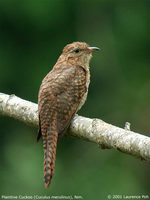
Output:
(0, 92), (150, 161)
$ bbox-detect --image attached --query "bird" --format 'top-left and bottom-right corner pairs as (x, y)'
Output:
(37, 41), (99, 188)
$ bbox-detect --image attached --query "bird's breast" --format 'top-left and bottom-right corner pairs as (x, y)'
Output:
(77, 68), (90, 111)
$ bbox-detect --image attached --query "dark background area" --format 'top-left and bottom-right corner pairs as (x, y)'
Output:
(0, 0), (150, 199)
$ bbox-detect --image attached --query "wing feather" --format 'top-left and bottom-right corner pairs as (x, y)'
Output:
(38, 65), (87, 139)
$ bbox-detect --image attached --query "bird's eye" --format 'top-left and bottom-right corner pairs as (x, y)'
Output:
(74, 48), (80, 53)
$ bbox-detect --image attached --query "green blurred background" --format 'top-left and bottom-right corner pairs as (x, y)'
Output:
(0, 0), (150, 199)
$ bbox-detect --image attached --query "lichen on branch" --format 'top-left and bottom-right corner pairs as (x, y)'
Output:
(0, 92), (150, 161)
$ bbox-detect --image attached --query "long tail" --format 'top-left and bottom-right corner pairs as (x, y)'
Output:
(43, 131), (58, 188)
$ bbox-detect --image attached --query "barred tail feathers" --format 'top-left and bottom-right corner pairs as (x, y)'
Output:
(43, 131), (58, 188)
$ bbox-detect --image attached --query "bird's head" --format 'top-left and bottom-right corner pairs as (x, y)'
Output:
(60, 42), (99, 66)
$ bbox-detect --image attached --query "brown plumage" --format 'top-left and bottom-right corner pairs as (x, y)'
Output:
(37, 41), (99, 188)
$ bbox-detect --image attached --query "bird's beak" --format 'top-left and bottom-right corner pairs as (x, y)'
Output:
(87, 46), (100, 53)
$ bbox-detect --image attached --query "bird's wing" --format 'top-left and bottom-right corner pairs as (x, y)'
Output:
(37, 64), (87, 140)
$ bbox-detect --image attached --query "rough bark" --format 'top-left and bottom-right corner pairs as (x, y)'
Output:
(0, 92), (150, 161)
